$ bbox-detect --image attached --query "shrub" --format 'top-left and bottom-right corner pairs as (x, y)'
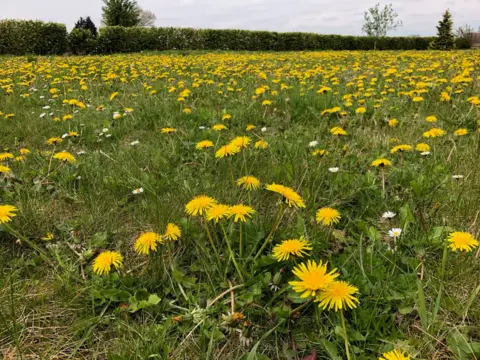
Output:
(69, 28), (98, 55)
(0, 20), (67, 55)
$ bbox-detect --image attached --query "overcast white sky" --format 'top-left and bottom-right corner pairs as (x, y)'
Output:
(1, 0), (479, 36)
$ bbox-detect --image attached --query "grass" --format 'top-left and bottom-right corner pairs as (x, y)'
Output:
(1, 50), (480, 359)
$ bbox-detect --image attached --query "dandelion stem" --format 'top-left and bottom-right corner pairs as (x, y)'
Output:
(251, 204), (284, 261)
(339, 309), (351, 360)
(380, 167), (386, 196)
(203, 219), (222, 268)
(3, 223), (52, 266)
(289, 298), (312, 317)
(239, 223), (243, 259)
(220, 223), (244, 283)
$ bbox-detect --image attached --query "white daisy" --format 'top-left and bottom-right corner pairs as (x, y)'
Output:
(328, 167), (339, 173)
(421, 151), (431, 156)
(130, 140), (139, 146)
(261, 127), (267, 132)
(62, 133), (69, 139)
(388, 228), (402, 238)
(132, 188), (144, 195)
(452, 175), (464, 179)
(309, 140), (318, 147)
(102, 128), (109, 133)
(382, 211), (396, 219)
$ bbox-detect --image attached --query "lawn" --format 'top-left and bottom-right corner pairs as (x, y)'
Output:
(1, 50), (480, 360)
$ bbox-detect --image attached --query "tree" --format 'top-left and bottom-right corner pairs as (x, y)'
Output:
(138, 7), (156, 27)
(456, 24), (474, 40)
(430, 10), (455, 50)
(362, 3), (402, 49)
(101, 0), (140, 27)
(74, 16), (98, 38)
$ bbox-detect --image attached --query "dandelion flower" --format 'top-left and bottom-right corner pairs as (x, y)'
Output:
(423, 128), (446, 138)
(272, 238), (312, 261)
(222, 114), (232, 121)
(164, 223), (181, 241)
(330, 127), (347, 136)
(289, 260), (339, 298)
(46, 137), (63, 145)
(206, 204), (232, 223)
(196, 140), (214, 149)
(425, 115), (437, 123)
(379, 349), (411, 360)
(312, 149), (328, 157)
(390, 145), (412, 153)
(230, 136), (251, 149)
(316, 207), (341, 226)
(109, 92), (118, 101)
(0, 165), (11, 174)
(0, 205), (18, 224)
(53, 151), (76, 163)
(161, 127), (176, 134)
(316, 281), (360, 311)
(415, 143), (430, 152)
(355, 106), (366, 114)
(266, 183), (306, 208)
(0, 152), (14, 161)
(447, 232), (479, 252)
(237, 176), (260, 190)
(41, 232), (54, 241)
(454, 128), (468, 136)
(254, 140), (269, 149)
(134, 232), (162, 255)
(20, 148), (30, 155)
(185, 195), (217, 216)
(388, 119), (398, 127)
(229, 204), (255, 222)
(246, 124), (256, 131)
(371, 158), (392, 167)
(216, 144), (240, 158)
(212, 124), (227, 131)
(92, 251), (123, 275)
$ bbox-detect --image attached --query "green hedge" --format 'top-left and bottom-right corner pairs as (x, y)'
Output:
(96, 26), (437, 53)
(0, 20), (466, 55)
(0, 20), (68, 55)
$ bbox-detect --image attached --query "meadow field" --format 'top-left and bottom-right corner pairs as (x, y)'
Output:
(1, 50), (480, 360)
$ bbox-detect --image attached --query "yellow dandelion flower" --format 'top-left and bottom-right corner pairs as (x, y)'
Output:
(46, 137), (63, 145)
(415, 143), (430, 152)
(222, 114), (232, 121)
(215, 143), (240, 158)
(254, 140), (269, 149)
(20, 148), (31, 155)
(379, 349), (411, 360)
(412, 96), (423, 102)
(441, 92), (451, 102)
(390, 144), (412, 153)
(289, 260), (339, 298)
(355, 106), (366, 114)
(62, 114), (73, 121)
(212, 124), (227, 131)
(161, 127), (176, 134)
(312, 149), (328, 157)
(0, 165), (11, 174)
(229, 204), (255, 222)
(0, 205), (18, 224)
(185, 195), (217, 216)
(0, 153), (14, 161)
(246, 124), (256, 131)
(68, 131), (79, 137)
(134, 232), (162, 255)
(230, 136), (251, 149)
(272, 237), (312, 261)
(109, 92), (119, 101)
(196, 140), (214, 149)
(236, 176), (260, 190)
(262, 100), (272, 106)
(447, 232), (479, 252)
(92, 251), (123, 275)
(164, 223), (181, 241)
(266, 183), (306, 208)
(425, 115), (437, 123)
(388, 119), (398, 127)
(423, 128), (446, 138)
(330, 127), (347, 136)
(53, 151), (76, 163)
(316, 281), (360, 311)
(206, 204), (232, 223)
(316, 207), (341, 226)
(454, 128), (468, 136)
(183, 107), (192, 114)
(371, 158), (392, 167)
(41, 232), (54, 241)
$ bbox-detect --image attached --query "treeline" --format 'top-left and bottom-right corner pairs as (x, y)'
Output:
(0, 19), (469, 55)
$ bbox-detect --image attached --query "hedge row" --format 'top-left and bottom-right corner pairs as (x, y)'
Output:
(95, 27), (437, 53)
(0, 20), (463, 55)
(0, 20), (68, 55)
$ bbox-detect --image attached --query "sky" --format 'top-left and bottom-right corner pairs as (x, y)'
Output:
(1, 0), (479, 36)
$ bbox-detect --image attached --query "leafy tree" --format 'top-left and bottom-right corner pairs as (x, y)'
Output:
(138, 7), (156, 27)
(101, 0), (140, 27)
(430, 10), (455, 50)
(74, 16), (98, 38)
(362, 3), (402, 49)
